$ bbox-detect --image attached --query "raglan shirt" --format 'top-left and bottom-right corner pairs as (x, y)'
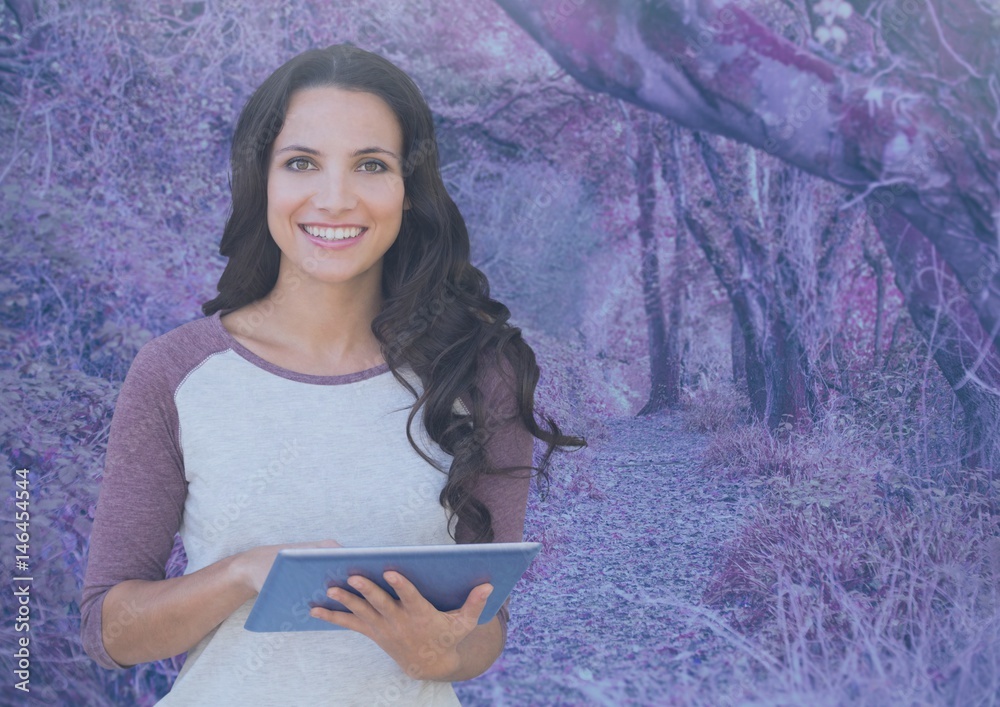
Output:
(79, 311), (534, 706)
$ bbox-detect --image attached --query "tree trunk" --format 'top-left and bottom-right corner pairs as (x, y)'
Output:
(872, 206), (1000, 472)
(656, 121), (690, 405)
(635, 111), (673, 416)
(675, 193), (770, 422)
(694, 133), (812, 429)
(658, 124), (772, 419)
(663, 217), (686, 402)
(731, 310), (747, 387)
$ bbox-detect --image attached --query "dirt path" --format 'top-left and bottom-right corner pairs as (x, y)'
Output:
(455, 410), (747, 706)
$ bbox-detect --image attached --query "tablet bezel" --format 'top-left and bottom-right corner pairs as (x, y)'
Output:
(243, 541), (542, 633)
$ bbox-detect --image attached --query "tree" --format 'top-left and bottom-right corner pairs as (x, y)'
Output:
(664, 130), (821, 429)
(872, 206), (1000, 469)
(627, 107), (675, 415)
(494, 0), (1000, 467)
(653, 121), (690, 408)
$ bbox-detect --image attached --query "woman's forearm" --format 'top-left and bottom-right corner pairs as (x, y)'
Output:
(100, 553), (255, 667)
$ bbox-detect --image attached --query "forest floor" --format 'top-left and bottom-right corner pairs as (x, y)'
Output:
(454, 409), (751, 706)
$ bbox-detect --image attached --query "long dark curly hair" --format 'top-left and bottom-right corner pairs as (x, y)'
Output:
(203, 44), (585, 543)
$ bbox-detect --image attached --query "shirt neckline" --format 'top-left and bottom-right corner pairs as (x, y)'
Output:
(210, 310), (393, 386)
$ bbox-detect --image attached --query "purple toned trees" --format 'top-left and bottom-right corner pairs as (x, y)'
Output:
(872, 206), (1000, 469)
(664, 130), (825, 429)
(495, 0), (1000, 467)
(631, 108), (676, 415)
(653, 122), (690, 411)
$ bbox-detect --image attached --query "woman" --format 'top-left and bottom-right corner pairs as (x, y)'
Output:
(80, 44), (584, 705)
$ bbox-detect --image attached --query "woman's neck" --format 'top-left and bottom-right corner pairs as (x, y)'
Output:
(221, 264), (386, 376)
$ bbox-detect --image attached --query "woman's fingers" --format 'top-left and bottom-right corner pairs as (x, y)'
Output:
(309, 574), (403, 632)
(309, 603), (368, 635)
(308, 579), (382, 632)
(341, 576), (401, 620)
(383, 571), (434, 612)
(384, 571), (494, 626)
(306, 573), (496, 681)
(309, 573), (493, 652)
(455, 582), (494, 626)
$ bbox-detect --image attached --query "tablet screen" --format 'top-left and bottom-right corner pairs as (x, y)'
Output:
(244, 542), (542, 632)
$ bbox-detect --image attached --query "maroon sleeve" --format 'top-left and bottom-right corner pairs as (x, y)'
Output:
(80, 339), (188, 670)
(455, 349), (535, 649)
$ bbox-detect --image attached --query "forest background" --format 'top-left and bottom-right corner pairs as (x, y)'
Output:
(1, 0), (999, 705)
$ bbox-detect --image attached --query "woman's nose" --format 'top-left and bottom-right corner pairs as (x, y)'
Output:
(311, 170), (358, 212)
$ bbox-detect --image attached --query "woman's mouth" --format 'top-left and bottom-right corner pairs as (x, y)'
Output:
(301, 225), (367, 241)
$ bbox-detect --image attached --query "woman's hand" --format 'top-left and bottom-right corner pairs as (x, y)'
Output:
(234, 539), (343, 594)
(308, 571), (494, 681)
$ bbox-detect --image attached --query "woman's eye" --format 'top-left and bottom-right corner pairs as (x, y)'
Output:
(288, 157), (314, 171)
(359, 160), (387, 173)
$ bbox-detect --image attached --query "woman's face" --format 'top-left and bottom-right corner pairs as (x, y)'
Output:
(266, 85), (408, 293)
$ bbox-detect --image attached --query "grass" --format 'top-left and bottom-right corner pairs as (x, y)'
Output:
(681, 369), (1000, 706)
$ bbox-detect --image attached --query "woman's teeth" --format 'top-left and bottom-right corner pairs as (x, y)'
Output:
(303, 225), (365, 240)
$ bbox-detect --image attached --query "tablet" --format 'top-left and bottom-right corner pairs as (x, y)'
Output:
(244, 542), (542, 632)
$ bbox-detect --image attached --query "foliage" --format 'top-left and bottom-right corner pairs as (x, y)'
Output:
(691, 367), (999, 705)
(4, 0), (998, 704)
(681, 380), (752, 434)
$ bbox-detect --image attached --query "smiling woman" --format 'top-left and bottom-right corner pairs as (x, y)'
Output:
(263, 87), (407, 304)
(79, 44), (585, 705)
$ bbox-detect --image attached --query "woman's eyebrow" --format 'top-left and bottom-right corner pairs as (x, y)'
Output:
(274, 144), (320, 157)
(352, 146), (401, 161)
(273, 144), (400, 161)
